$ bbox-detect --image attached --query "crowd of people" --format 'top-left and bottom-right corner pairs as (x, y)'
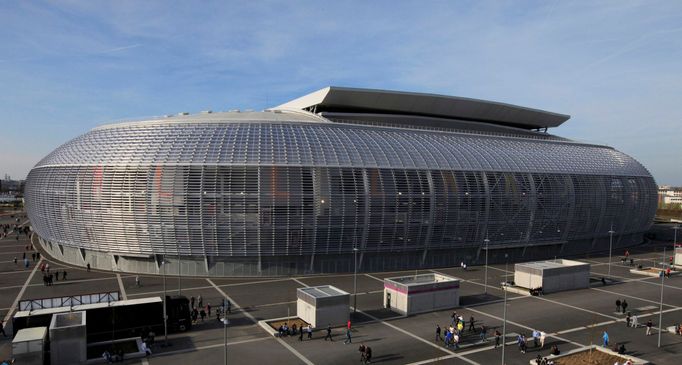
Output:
(0, 220), (30, 241)
(436, 312), (490, 349)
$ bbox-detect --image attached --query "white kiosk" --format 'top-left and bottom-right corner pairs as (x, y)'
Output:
(12, 327), (47, 365)
(297, 285), (350, 328)
(383, 273), (460, 315)
(49, 311), (87, 365)
(514, 259), (590, 294)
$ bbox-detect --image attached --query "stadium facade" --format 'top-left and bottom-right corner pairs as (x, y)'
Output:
(24, 87), (658, 277)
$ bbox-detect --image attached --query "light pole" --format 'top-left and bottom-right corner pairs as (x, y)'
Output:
(161, 256), (169, 347)
(608, 225), (615, 277)
(223, 314), (229, 365)
(353, 247), (358, 313)
(501, 254), (508, 365)
(658, 247), (666, 348)
(178, 253), (182, 295)
(673, 224), (680, 263)
(483, 237), (490, 295)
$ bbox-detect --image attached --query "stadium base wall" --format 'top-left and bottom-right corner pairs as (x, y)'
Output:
(37, 233), (645, 277)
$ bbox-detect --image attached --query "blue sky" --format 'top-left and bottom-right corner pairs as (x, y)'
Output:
(1, 1), (680, 184)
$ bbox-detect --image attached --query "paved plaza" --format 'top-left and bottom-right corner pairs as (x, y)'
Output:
(0, 212), (680, 364)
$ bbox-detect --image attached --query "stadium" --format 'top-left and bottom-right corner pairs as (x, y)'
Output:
(24, 87), (658, 277)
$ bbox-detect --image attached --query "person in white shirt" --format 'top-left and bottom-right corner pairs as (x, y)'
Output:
(141, 341), (152, 356)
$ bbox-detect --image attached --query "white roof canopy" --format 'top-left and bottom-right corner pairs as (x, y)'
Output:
(275, 86), (570, 130)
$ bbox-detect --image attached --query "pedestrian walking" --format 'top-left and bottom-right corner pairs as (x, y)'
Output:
(135, 276), (141, 287)
(307, 325), (313, 339)
(494, 330), (501, 347)
(32, 253), (36, 261)
(63, 271), (67, 280)
(198, 295), (203, 308)
(622, 299), (628, 314)
(436, 324), (441, 341)
(141, 341), (152, 356)
(207, 303), (211, 316)
(632, 314), (639, 328)
(517, 334), (526, 353)
(13, 257), (17, 265)
(299, 326), (304, 341)
(364, 345), (372, 364)
(626, 313), (632, 327)
(615, 299), (621, 313)
(191, 296), (195, 308)
(24, 258), (29, 268)
(344, 328), (352, 344)
(325, 324), (333, 341)
(359, 344), (367, 363)
(532, 330), (540, 347)
(479, 325), (487, 342)
(646, 320), (653, 335)
(602, 331), (609, 347)
(540, 331), (546, 348)
(469, 315), (475, 332)
(87, 263), (91, 272)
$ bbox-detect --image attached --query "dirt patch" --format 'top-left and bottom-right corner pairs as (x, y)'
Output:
(268, 318), (310, 331)
(552, 348), (630, 365)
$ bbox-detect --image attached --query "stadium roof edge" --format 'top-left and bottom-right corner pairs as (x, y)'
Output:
(274, 86), (570, 130)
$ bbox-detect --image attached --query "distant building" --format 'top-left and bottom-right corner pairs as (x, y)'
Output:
(659, 186), (682, 207)
(25, 87), (657, 277)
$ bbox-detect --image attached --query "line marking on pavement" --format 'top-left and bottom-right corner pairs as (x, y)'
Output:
(432, 269), (620, 321)
(486, 266), (511, 273)
(365, 273), (385, 283)
(0, 269), (34, 275)
(352, 306), (480, 365)
(151, 336), (270, 358)
(221, 277), (292, 287)
(127, 285), (215, 297)
(596, 271), (682, 291)
(206, 278), (314, 365)
(275, 336), (315, 365)
(404, 354), (458, 365)
(588, 287), (677, 308)
(116, 274), (127, 300)
(0, 274), (126, 291)
(290, 277), (309, 287)
(3, 258), (43, 327)
(464, 306), (585, 347)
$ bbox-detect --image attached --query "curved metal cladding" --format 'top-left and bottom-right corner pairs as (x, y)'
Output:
(25, 112), (658, 276)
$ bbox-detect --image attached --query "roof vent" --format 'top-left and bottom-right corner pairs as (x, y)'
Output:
(228, 109), (240, 113)
(177, 112), (189, 116)
(200, 110), (213, 114)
